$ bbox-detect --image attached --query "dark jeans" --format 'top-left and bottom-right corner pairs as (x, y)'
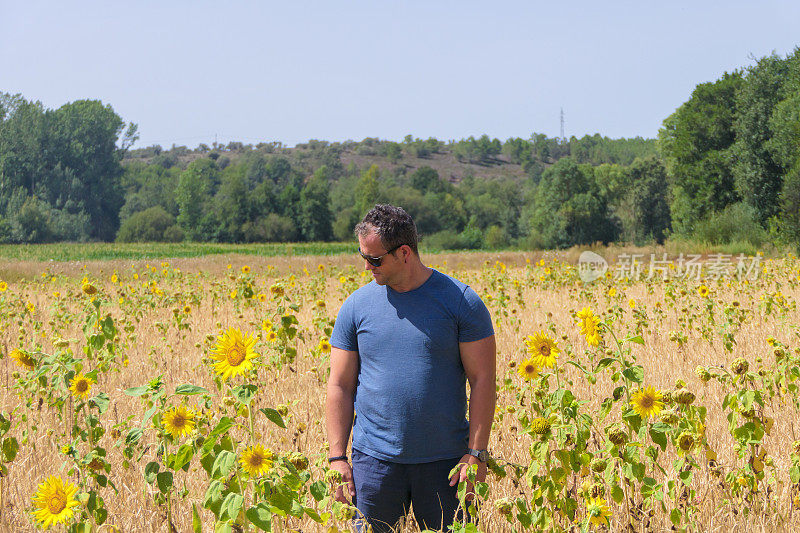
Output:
(351, 448), (463, 532)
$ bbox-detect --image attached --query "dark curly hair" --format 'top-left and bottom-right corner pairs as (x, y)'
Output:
(354, 204), (419, 255)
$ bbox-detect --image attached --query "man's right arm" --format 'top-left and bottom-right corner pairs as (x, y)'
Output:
(325, 346), (359, 503)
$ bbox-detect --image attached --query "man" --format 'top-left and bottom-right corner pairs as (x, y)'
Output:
(325, 204), (496, 532)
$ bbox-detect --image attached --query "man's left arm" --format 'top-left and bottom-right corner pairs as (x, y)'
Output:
(450, 334), (496, 491)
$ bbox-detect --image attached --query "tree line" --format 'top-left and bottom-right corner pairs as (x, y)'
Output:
(1, 47), (798, 251)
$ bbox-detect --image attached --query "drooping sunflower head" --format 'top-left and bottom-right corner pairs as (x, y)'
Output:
(239, 445), (274, 477)
(10, 348), (36, 371)
(32, 476), (80, 529)
(81, 282), (98, 296)
(69, 374), (95, 400)
(694, 365), (711, 382)
(590, 458), (607, 473)
(677, 431), (696, 456)
(607, 426), (628, 446)
(269, 284), (285, 298)
(630, 386), (664, 419)
(674, 389), (696, 406)
(731, 357), (749, 376)
(524, 332), (560, 369)
(659, 409), (680, 425)
(517, 358), (539, 381)
(287, 452), (310, 471)
(585, 497), (611, 527)
(211, 328), (259, 380)
(162, 406), (196, 439)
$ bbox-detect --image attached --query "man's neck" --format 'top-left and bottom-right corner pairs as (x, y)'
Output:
(388, 263), (433, 293)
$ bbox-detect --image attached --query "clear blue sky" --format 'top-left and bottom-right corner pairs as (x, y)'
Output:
(3, 1), (799, 149)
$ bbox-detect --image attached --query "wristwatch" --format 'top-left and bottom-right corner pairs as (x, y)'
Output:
(467, 448), (489, 462)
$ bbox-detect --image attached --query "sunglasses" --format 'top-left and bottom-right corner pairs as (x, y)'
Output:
(358, 244), (404, 267)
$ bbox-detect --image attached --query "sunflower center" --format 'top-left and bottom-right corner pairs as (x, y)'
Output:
(48, 491), (67, 514)
(539, 344), (551, 357)
(172, 414), (186, 429)
(525, 364), (536, 374)
(76, 380), (88, 393)
(249, 453), (264, 467)
(640, 395), (654, 409)
(226, 344), (246, 366)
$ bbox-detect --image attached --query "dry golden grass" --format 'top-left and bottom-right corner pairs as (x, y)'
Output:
(1, 250), (799, 532)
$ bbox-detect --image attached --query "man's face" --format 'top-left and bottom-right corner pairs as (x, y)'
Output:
(357, 231), (401, 286)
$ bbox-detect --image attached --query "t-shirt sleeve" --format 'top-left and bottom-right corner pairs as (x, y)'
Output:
(330, 295), (359, 352)
(457, 286), (494, 343)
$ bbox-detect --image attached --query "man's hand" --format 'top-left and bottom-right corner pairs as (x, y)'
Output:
(330, 460), (356, 504)
(449, 454), (487, 499)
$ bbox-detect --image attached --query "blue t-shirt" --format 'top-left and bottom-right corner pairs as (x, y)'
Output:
(330, 269), (494, 464)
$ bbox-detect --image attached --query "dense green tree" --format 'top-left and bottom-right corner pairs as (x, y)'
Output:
(409, 166), (449, 194)
(779, 163), (800, 250)
(298, 166), (333, 241)
(528, 158), (616, 248)
(658, 72), (743, 233)
(733, 54), (791, 223)
(116, 206), (182, 242)
(214, 165), (249, 241)
(626, 156), (671, 243)
(354, 165), (381, 217)
(176, 158), (219, 240)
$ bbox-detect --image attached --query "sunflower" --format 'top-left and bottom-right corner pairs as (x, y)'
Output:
(81, 282), (98, 296)
(677, 431), (696, 456)
(628, 298), (636, 309)
(266, 330), (278, 342)
(517, 358), (539, 381)
(269, 284), (285, 298)
(318, 339), (332, 354)
(32, 476), (80, 529)
(630, 386), (664, 419)
(697, 285), (709, 297)
(524, 332), (559, 368)
(531, 417), (551, 435)
(0, 281), (7, 292)
(585, 497), (611, 527)
(183, 304), (192, 314)
(69, 374), (95, 400)
(211, 328), (259, 380)
(241, 265), (251, 274)
(10, 348), (36, 371)
(162, 406), (196, 439)
(257, 293), (267, 303)
(576, 307), (601, 346)
(239, 445), (274, 477)
(261, 319), (273, 331)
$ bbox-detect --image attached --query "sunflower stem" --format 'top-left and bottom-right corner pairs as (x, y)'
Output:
(602, 322), (632, 404)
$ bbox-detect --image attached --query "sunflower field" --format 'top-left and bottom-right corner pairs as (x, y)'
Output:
(2, 249), (800, 532)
